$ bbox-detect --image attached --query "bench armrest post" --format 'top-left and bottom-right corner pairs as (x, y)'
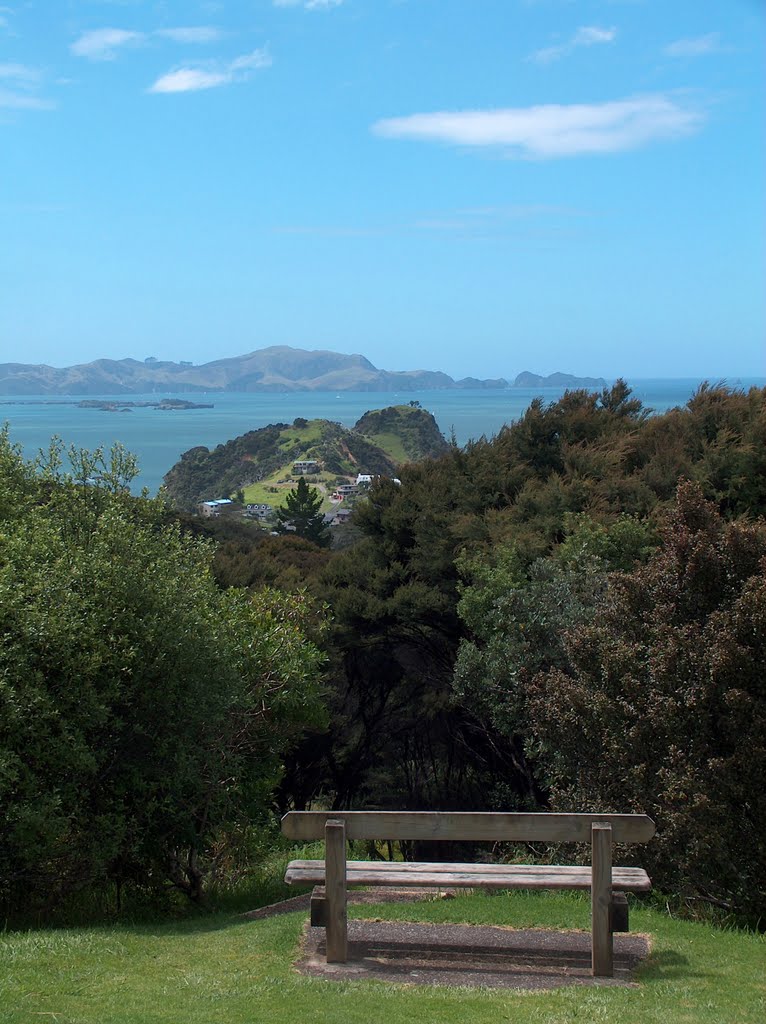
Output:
(325, 818), (348, 963)
(591, 822), (614, 977)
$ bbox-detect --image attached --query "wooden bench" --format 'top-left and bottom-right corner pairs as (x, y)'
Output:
(282, 810), (655, 978)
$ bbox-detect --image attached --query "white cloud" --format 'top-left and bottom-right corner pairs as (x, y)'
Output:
(530, 25), (617, 64)
(664, 33), (721, 58)
(372, 94), (705, 159)
(149, 48), (272, 93)
(71, 25), (222, 61)
(273, 0), (344, 9)
(156, 26), (223, 44)
(70, 28), (144, 61)
(149, 68), (229, 93)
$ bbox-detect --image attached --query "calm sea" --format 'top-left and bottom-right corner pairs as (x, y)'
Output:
(1, 378), (763, 496)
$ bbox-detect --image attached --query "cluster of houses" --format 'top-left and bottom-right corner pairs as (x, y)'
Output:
(198, 498), (273, 520)
(197, 458), (402, 526)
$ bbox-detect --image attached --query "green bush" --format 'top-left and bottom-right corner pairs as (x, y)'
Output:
(0, 433), (326, 915)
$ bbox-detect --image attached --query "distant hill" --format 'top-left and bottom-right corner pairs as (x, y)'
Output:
(163, 405), (449, 510)
(0, 346), (509, 395)
(513, 371), (608, 389)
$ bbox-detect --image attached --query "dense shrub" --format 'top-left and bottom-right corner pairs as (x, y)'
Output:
(529, 483), (766, 921)
(0, 434), (325, 914)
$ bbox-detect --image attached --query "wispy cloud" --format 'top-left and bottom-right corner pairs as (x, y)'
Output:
(664, 33), (722, 58)
(372, 94), (705, 159)
(0, 62), (54, 113)
(274, 204), (592, 239)
(273, 0), (344, 9)
(0, 89), (54, 111)
(70, 28), (143, 60)
(0, 62), (41, 85)
(149, 48), (272, 93)
(155, 26), (223, 44)
(70, 25), (222, 61)
(530, 25), (617, 64)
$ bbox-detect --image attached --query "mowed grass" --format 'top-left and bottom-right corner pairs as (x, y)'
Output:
(2, 891), (764, 1024)
(362, 431), (409, 463)
(241, 471), (338, 512)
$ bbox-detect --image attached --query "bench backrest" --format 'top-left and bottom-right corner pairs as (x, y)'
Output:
(281, 811), (655, 844)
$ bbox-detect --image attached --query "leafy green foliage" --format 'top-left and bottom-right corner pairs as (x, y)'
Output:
(554, 512), (656, 572)
(281, 384), (766, 835)
(0, 434), (326, 915)
(454, 549), (609, 808)
(80, 382), (766, 924)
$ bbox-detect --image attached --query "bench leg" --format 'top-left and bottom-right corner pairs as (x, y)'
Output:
(610, 891), (629, 932)
(310, 886), (327, 927)
(591, 822), (613, 977)
(325, 819), (348, 963)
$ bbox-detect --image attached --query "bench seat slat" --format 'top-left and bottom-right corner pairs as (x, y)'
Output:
(282, 811), (655, 844)
(287, 859), (650, 877)
(284, 860), (652, 892)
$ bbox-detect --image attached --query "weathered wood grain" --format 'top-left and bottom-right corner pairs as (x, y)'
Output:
(591, 822), (614, 977)
(284, 859), (652, 892)
(324, 819), (347, 963)
(281, 811), (655, 844)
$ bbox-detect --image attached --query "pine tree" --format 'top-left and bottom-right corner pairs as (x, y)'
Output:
(276, 477), (330, 547)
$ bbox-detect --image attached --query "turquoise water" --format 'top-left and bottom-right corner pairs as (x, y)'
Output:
(1, 378), (763, 495)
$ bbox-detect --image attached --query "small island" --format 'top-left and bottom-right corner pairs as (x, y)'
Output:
(76, 399), (214, 412)
(512, 371), (608, 389)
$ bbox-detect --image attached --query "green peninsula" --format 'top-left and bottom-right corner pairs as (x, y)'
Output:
(163, 404), (449, 511)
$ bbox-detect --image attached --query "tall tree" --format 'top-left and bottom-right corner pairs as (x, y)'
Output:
(276, 477), (330, 547)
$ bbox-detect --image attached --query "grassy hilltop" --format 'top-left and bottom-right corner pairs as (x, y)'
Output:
(163, 404), (449, 511)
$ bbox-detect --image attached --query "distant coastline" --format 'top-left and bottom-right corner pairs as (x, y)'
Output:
(0, 345), (606, 397)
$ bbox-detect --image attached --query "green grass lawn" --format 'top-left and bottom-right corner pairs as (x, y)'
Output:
(362, 431), (409, 463)
(2, 890), (763, 1024)
(241, 471), (340, 513)
(278, 424), (324, 446)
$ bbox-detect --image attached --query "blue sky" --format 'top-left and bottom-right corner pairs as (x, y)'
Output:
(1, 0), (764, 380)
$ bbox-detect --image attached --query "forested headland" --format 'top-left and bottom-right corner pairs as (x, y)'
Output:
(1, 380), (764, 926)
